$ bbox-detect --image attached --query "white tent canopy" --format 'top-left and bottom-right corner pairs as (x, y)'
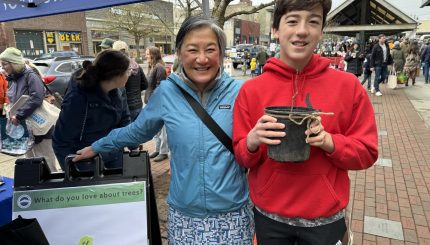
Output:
(0, 0), (147, 22)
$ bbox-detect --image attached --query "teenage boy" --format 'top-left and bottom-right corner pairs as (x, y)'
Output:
(233, 0), (378, 244)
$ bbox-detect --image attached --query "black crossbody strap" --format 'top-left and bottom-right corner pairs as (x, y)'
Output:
(175, 83), (234, 154)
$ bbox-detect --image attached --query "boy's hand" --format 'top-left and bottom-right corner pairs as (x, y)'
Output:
(305, 117), (334, 153)
(247, 115), (285, 152)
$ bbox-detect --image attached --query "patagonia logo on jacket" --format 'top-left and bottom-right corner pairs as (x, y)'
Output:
(219, 104), (231, 110)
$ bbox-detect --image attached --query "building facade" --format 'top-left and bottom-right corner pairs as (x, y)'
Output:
(0, 12), (88, 59)
(86, 1), (174, 58)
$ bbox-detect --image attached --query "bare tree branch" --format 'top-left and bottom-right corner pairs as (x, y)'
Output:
(224, 1), (275, 22)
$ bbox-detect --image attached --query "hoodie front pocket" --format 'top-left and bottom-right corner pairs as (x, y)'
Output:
(256, 171), (342, 219)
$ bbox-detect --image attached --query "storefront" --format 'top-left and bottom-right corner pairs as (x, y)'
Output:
(90, 30), (119, 54)
(14, 30), (83, 59)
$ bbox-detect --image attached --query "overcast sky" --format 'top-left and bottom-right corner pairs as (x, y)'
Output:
(332, 0), (430, 20)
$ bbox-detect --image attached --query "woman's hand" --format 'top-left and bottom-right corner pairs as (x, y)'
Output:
(247, 115), (285, 152)
(305, 116), (334, 153)
(73, 146), (97, 162)
(10, 115), (19, 125)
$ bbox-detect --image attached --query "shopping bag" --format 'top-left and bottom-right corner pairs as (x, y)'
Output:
(0, 118), (31, 156)
(7, 95), (60, 136)
(387, 71), (397, 89)
(12, 151), (161, 245)
(397, 72), (407, 84)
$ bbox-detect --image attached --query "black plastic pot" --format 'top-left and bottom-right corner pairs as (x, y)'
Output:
(265, 106), (317, 162)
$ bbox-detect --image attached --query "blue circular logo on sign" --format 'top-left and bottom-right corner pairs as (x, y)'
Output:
(17, 194), (32, 209)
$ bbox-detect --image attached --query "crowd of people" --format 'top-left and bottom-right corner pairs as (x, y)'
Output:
(319, 35), (430, 96)
(3, 0), (430, 243)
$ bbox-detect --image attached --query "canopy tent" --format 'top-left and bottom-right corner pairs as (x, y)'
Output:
(0, 0), (147, 22)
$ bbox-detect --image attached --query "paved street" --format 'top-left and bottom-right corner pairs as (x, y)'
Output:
(1, 70), (430, 244)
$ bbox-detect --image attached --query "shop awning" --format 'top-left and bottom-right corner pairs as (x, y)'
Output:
(0, 0), (147, 22)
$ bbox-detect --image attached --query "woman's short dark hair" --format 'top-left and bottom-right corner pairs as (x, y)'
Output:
(77, 50), (129, 89)
(175, 15), (226, 63)
(272, 0), (332, 30)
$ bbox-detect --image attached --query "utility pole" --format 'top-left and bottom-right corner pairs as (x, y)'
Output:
(202, 0), (210, 17)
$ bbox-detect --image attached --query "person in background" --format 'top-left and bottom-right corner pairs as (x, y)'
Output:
(73, 16), (253, 244)
(250, 57), (257, 77)
(172, 55), (180, 73)
(0, 47), (61, 172)
(344, 42), (365, 77)
(144, 47), (169, 162)
(256, 46), (269, 74)
(99, 38), (114, 51)
(233, 0), (378, 244)
(0, 66), (8, 117)
(391, 41), (405, 75)
(112, 40), (148, 121)
(403, 42), (421, 86)
(370, 34), (393, 96)
(400, 38), (410, 57)
(421, 40), (430, 84)
(52, 50), (132, 170)
(361, 44), (373, 92)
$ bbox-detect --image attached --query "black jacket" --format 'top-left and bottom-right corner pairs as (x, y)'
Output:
(52, 78), (131, 166)
(125, 66), (148, 110)
(370, 43), (393, 67)
(421, 45), (430, 63)
(344, 51), (365, 75)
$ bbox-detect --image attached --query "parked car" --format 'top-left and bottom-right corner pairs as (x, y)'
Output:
(32, 57), (94, 98)
(34, 51), (79, 61)
(163, 54), (176, 75)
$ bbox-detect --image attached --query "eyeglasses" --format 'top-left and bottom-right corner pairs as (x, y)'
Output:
(0, 62), (10, 67)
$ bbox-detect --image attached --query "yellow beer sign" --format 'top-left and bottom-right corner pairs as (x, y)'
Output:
(46, 32), (55, 44)
(59, 32), (81, 42)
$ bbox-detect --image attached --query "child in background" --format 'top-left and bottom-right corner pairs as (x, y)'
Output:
(250, 57), (257, 77)
(242, 59), (247, 76)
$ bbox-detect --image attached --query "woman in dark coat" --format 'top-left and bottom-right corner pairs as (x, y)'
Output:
(344, 42), (365, 77)
(52, 50), (133, 169)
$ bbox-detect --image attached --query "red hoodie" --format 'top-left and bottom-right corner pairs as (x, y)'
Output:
(233, 54), (378, 219)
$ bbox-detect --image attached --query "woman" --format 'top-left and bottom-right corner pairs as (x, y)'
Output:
(344, 42), (365, 77)
(74, 16), (253, 244)
(143, 47), (169, 162)
(403, 42), (421, 86)
(0, 47), (60, 172)
(52, 50), (132, 170)
(391, 41), (405, 74)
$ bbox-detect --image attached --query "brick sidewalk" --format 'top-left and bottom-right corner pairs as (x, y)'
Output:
(348, 81), (430, 244)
